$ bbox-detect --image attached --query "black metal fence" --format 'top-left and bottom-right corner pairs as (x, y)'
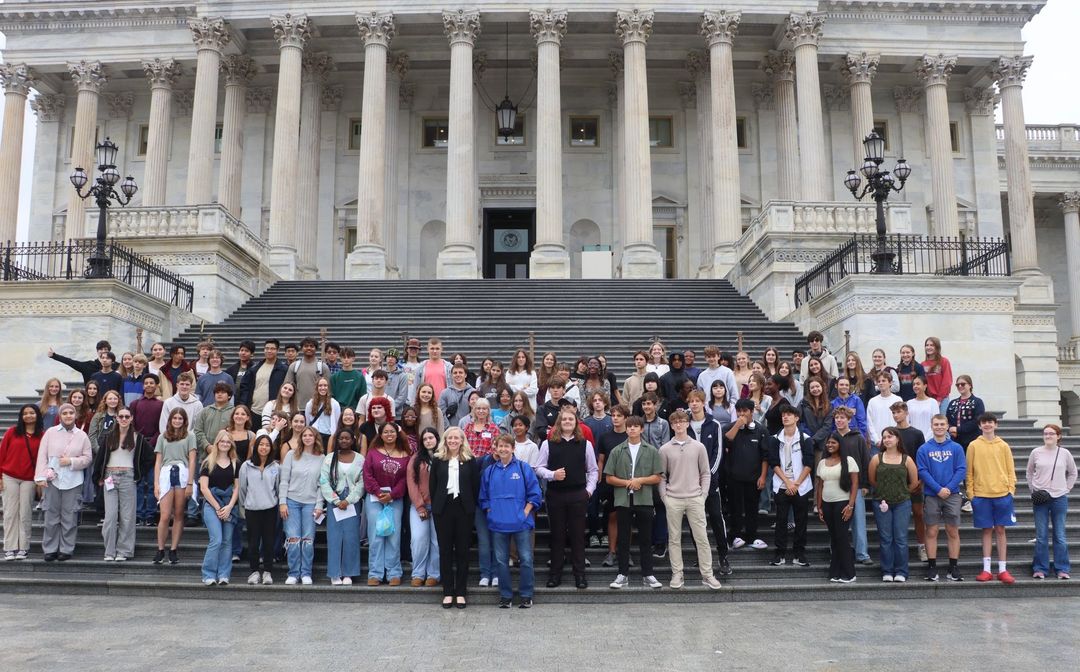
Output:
(794, 234), (1011, 307)
(1, 239), (194, 312)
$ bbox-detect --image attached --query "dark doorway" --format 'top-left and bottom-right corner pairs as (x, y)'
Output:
(483, 208), (535, 278)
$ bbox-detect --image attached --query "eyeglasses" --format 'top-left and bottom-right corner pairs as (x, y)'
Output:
(117, 414), (132, 420)
(956, 382), (969, 388)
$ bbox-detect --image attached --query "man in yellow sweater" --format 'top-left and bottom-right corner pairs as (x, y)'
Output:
(966, 412), (1016, 584)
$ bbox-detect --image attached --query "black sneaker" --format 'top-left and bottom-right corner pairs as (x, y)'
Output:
(168, 549), (179, 565)
(925, 567), (939, 582)
(43, 553), (58, 562)
(518, 598), (533, 609)
(498, 597), (512, 609)
(947, 567), (964, 582)
(769, 554), (786, 566)
(651, 544), (667, 559)
(793, 555), (811, 567)
(56, 553), (72, 561)
(717, 558), (733, 576)
(153, 549), (165, 565)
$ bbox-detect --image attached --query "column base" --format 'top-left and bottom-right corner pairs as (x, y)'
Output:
(711, 244), (737, 279)
(529, 243), (571, 279)
(345, 244), (388, 280)
(436, 243), (478, 279)
(1015, 269), (1055, 305)
(620, 242), (664, 279)
(268, 246), (300, 281)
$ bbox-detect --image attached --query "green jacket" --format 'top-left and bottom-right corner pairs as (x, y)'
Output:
(603, 440), (663, 509)
(194, 403), (233, 454)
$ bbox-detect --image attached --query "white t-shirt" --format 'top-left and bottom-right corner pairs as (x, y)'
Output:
(772, 430), (813, 497)
(514, 439), (540, 467)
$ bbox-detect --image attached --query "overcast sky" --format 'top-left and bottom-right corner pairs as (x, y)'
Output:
(3, 0), (1079, 240)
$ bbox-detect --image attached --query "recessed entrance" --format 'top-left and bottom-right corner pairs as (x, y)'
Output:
(483, 208), (535, 279)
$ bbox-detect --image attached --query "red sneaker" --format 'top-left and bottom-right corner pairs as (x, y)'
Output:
(975, 570), (993, 582)
(997, 570), (1016, 585)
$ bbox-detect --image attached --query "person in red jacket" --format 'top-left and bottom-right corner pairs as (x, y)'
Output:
(1, 405), (44, 560)
(921, 336), (953, 415)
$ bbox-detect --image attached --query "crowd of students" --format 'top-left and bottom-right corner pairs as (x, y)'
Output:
(0, 331), (1075, 607)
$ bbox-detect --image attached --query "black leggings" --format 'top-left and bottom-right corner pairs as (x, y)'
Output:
(434, 498), (472, 598)
(246, 507), (277, 572)
(822, 500), (855, 580)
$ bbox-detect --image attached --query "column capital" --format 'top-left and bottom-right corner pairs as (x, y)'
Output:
(678, 81), (696, 109)
(992, 55), (1033, 89)
(751, 82), (774, 110)
(615, 9), (653, 46)
(321, 84), (343, 111)
(762, 49), (795, 83)
(893, 85), (924, 113)
(823, 84), (848, 111)
(443, 9), (481, 47)
(608, 49), (624, 76)
(302, 52), (334, 84)
(915, 54), (956, 87)
(389, 51), (410, 80)
(245, 86), (274, 113)
(356, 11), (396, 49)
(271, 13), (312, 51)
(685, 50), (708, 80)
(785, 11), (824, 48)
(143, 57), (183, 90)
(105, 92), (134, 119)
(964, 86), (999, 116)
(530, 9), (567, 45)
(68, 60), (107, 94)
(0, 63), (35, 96)
(700, 9), (740, 48)
(188, 16), (231, 53)
(30, 93), (65, 121)
(841, 51), (879, 85)
(220, 54), (256, 86)
(1060, 192), (1080, 215)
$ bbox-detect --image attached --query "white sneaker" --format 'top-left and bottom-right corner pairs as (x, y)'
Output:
(285, 576), (298, 585)
(202, 578), (216, 586)
(731, 537), (746, 550)
(3, 552), (15, 562)
(670, 572), (685, 589)
(757, 508), (769, 516)
(479, 577), (490, 587)
(261, 572), (274, 585)
(114, 556), (126, 562)
(103, 556), (115, 562)
(838, 576), (857, 583)
(751, 539), (768, 550)
(341, 576), (352, 585)
(643, 575), (663, 589)
(247, 571), (261, 585)
(609, 574), (629, 589)
(331, 577), (343, 586)
(301, 576), (313, 585)
(961, 501), (973, 513)
(15, 550), (28, 560)
(918, 545), (928, 562)
(491, 577), (499, 587)
(882, 575), (894, 582)
(894, 575), (907, 583)
(702, 576), (722, 590)
(217, 578), (229, 586)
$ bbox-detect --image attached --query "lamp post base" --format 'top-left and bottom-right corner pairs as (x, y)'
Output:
(84, 251), (112, 279)
(870, 250), (897, 274)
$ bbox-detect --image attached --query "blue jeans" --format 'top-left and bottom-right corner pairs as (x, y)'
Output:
(326, 502), (362, 579)
(231, 517), (245, 561)
(493, 529), (534, 600)
(135, 472), (157, 521)
(201, 500), (235, 581)
(409, 505), (440, 581)
(284, 498), (316, 579)
(474, 508), (495, 580)
(367, 498), (404, 581)
(1033, 495), (1070, 574)
(873, 499), (912, 578)
(851, 489), (869, 561)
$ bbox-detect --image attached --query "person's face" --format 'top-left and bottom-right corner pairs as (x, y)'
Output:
(835, 413), (850, 431)
(825, 439), (840, 456)
(634, 354), (647, 368)
(748, 378), (760, 393)
(280, 383), (295, 400)
(317, 379), (329, 395)
(644, 380), (657, 393)
(836, 378), (850, 396)
(291, 415), (306, 432)
(403, 410), (418, 427)
(611, 412), (626, 430)
(979, 419), (996, 433)
(233, 407), (249, 425)
(490, 364), (503, 379)
(71, 392), (84, 407)
(48, 380), (61, 396)
(474, 404), (489, 421)
(872, 351), (885, 368)
(751, 362), (764, 375)
(543, 353), (555, 368)
(387, 354), (398, 369)
(21, 407), (38, 425)
(372, 405), (386, 420)
(325, 348), (339, 362)
(626, 424), (642, 442)
(805, 382), (821, 400)
(422, 432), (438, 450)
(671, 357), (683, 370)
(121, 353), (133, 369)
(846, 355), (857, 371)
(452, 369), (466, 385)
(1043, 428), (1059, 444)
(257, 439), (272, 459)
(559, 413), (576, 433)
(765, 350), (776, 364)
(956, 379), (970, 396)
(781, 411), (798, 427)
(87, 382), (99, 397)
(445, 432), (462, 452)
(499, 389), (512, 407)
(641, 400), (655, 415)
(214, 390), (229, 405)
(98, 352), (110, 367)
(133, 360), (145, 375)
(736, 408), (753, 424)
(706, 353), (719, 367)
(343, 354), (355, 368)
(671, 416), (689, 433)
(105, 393), (120, 410)
(809, 337), (823, 352)
(59, 408), (76, 426)
(341, 409), (356, 425)
(285, 347), (297, 361)
(680, 381), (694, 399)
(337, 432), (354, 450)
(199, 346), (210, 360)
(924, 340), (936, 357)
(891, 408), (908, 425)
(481, 360), (492, 374)
(689, 398), (704, 415)
(453, 355), (465, 366)
(598, 356), (608, 370)
(712, 382), (726, 401)
(380, 424), (398, 443)
(419, 387), (433, 403)
(763, 379), (777, 395)
(171, 348), (185, 363)
(650, 344), (663, 360)
(792, 352), (804, 367)
(170, 413), (185, 429)
(216, 437), (232, 452)
(408, 344), (420, 358)
(591, 396), (605, 412)
(302, 343), (316, 358)
(512, 395), (524, 411)
(152, 343), (165, 359)
(778, 362), (790, 377)
(931, 417), (948, 437)
(684, 351), (695, 366)
(369, 351), (381, 369)
(913, 378), (926, 395)
(495, 441), (514, 462)
(900, 346), (913, 364)
(512, 419), (528, 438)
(549, 386), (564, 400)
(877, 377), (891, 393)
(516, 351), (527, 367)
(301, 430), (315, 447)
(428, 343), (442, 359)
(210, 354), (222, 369)
(261, 342), (277, 360)
(239, 347), (252, 362)
(587, 360), (600, 375)
(809, 359), (822, 375)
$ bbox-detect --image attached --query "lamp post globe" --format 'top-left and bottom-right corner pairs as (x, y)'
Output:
(72, 138), (137, 279)
(843, 132), (914, 274)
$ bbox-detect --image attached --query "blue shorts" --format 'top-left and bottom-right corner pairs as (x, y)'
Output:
(971, 494), (1016, 529)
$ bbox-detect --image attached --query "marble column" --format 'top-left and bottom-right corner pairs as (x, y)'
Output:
(185, 17), (230, 205)
(0, 64), (35, 243)
(437, 9), (481, 279)
(686, 51), (713, 274)
(763, 50), (799, 202)
(701, 10), (741, 276)
(609, 51), (625, 262)
(993, 55), (1039, 273)
(347, 11), (395, 279)
(217, 55), (255, 219)
(66, 60), (107, 240)
(915, 54), (959, 238)
(785, 12), (828, 202)
(28, 94), (65, 241)
(842, 52), (879, 168)
(530, 8), (570, 278)
(267, 13), (311, 279)
(616, 8), (662, 278)
(384, 53), (408, 278)
(1061, 193), (1080, 343)
(965, 86), (1004, 238)
(296, 52), (332, 279)
(140, 59), (183, 207)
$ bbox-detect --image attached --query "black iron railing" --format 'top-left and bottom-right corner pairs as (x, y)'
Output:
(1, 239), (194, 312)
(794, 234), (1011, 307)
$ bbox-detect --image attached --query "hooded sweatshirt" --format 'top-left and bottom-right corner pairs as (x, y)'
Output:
(965, 435), (1016, 500)
(159, 393), (204, 436)
(916, 436), (967, 497)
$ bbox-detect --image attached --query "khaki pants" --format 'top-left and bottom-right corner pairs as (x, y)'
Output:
(664, 494), (714, 579)
(2, 475), (35, 552)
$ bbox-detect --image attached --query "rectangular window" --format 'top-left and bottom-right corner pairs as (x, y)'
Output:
(348, 118), (363, 151)
(137, 125), (150, 157)
(736, 117), (748, 149)
(496, 113), (526, 146)
(649, 116), (673, 148)
(214, 123), (224, 154)
(569, 116), (598, 147)
(949, 122), (960, 152)
(872, 119), (890, 152)
(422, 118), (450, 148)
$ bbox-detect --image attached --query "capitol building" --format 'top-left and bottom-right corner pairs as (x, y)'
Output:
(0, 1), (1079, 423)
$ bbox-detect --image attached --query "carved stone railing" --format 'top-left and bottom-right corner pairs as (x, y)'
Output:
(996, 124), (1080, 152)
(106, 204), (268, 259)
(1059, 344), (1079, 363)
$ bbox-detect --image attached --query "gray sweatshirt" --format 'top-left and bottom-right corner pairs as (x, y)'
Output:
(238, 460), (280, 512)
(278, 451), (323, 505)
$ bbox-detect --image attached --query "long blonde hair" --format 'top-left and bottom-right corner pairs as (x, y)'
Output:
(293, 426), (325, 461)
(202, 430), (239, 471)
(39, 378), (63, 411)
(433, 427), (474, 462)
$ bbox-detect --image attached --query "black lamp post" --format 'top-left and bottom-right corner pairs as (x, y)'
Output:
(496, 22), (517, 139)
(69, 137), (138, 279)
(843, 131), (911, 273)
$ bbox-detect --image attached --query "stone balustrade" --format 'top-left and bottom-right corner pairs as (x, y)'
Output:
(1059, 344), (1079, 362)
(107, 204), (267, 260)
(996, 123), (1080, 151)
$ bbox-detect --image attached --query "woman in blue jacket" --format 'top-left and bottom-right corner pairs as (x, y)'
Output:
(480, 434), (543, 609)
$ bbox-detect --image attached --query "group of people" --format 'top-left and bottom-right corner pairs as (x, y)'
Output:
(0, 331), (1074, 607)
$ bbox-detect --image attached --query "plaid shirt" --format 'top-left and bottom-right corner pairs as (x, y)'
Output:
(464, 421), (500, 458)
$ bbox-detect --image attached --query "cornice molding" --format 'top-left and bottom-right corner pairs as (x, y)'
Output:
(0, 5), (196, 32)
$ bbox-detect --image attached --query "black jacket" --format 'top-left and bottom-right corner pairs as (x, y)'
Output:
(688, 412), (723, 492)
(92, 431), (153, 483)
(766, 430), (816, 481)
(50, 352), (99, 385)
(235, 358), (288, 408)
(722, 420), (770, 484)
(430, 457), (481, 516)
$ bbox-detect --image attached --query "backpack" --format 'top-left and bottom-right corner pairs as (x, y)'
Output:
(290, 359), (324, 376)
